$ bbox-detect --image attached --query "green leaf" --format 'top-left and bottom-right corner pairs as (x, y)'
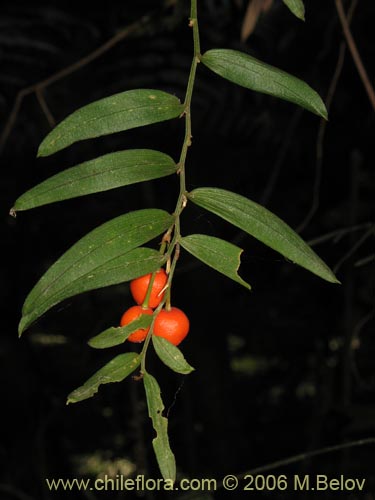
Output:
(152, 336), (195, 375)
(180, 234), (250, 290)
(19, 209), (173, 335)
(38, 89), (184, 157)
(188, 188), (339, 284)
(67, 352), (140, 404)
(201, 49), (327, 119)
(89, 315), (153, 349)
(12, 150), (177, 212)
(143, 372), (176, 482)
(283, 0), (305, 21)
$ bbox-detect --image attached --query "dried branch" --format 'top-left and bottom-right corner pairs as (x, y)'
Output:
(307, 222), (373, 247)
(235, 437), (375, 479)
(333, 225), (374, 274)
(35, 88), (56, 128)
(335, 0), (375, 111)
(297, 0), (358, 234)
(0, 14), (152, 155)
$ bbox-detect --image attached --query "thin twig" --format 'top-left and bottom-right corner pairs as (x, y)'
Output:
(184, 437), (375, 497)
(0, 14), (152, 155)
(335, 0), (375, 111)
(297, 0), (358, 234)
(35, 88), (56, 127)
(333, 225), (374, 274)
(307, 222), (373, 247)
(355, 253), (375, 268)
(219, 437), (375, 487)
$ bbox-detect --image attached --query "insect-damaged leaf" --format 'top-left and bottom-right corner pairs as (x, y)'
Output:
(188, 188), (339, 284)
(67, 353), (140, 404)
(180, 234), (250, 290)
(143, 372), (176, 482)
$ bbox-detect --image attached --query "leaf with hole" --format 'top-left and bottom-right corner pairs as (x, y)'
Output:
(12, 150), (177, 212)
(180, 234), (250, 290)
(89, 315), (153, 349)
(143, 372), (176, 482)
(67, 353), (140, 404)
(152, 336), (195, 375)
(283, 0), (305, 21)
(19, 209), (173, 335)
(188, 188), (339, 284)
(38, 89), (184, 157)
(201, 49), (327, 118)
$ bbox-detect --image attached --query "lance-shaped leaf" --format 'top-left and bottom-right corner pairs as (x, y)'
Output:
(180, 234), (250, 290)
(283, 0), (305, 21)
(188, 188), (339, 284)
(20, 247), (164, 335)
(143, 373), (176, 482)
(38, 89), (184, 157)
(152, 336), (195, 375)
(201, 49), (327, 119)
(89, 314), (153, 349)
(12, 150), (177, 212)
(67, 352), (140, 404)
(19, 209), (173, 334)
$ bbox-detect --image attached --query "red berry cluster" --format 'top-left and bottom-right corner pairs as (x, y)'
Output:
(120, 269), (189, 346)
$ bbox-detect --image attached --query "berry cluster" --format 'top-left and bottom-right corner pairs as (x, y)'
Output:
(120, 269), (189, 346)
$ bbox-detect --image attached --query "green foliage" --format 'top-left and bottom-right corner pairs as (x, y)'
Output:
(38, 89), (184, 156)
(89, 315), (154, 349)
(12, 150), (177, 211)
(283, 0), (305, 21)
(67, 353), (140, 404)
(201, 49), (326, 118)
(188, 188), (339, 284)
(152, 336), (195, 374)
(12, 0), (339, 481)
(143, 372), (176, 482)
(19, 209), (171, 334)
(180, 234), (250, 289)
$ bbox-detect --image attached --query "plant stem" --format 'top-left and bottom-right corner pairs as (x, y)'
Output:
(174, 0), (201, 241)
(140, 1), (201, 373)
(190, 0), (201, 57)
(166, 0), (201, 296)
(141, 271), (157, 308)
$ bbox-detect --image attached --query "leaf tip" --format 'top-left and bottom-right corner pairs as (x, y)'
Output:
(87, 337), (98, 348)
(321, 107), (329, 121)
(37, 140), (51, 158)
(330, 276), (341, 285)
(18, 317), (28, 337)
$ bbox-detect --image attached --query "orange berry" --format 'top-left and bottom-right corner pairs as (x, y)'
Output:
(120, 305), (153, 343)
(153, 307), (190, 346)
(130, 269), (168, 308)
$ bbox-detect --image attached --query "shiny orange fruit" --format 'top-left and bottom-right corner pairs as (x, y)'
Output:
(120, 305), (153, 343)
(130, 269), (168, 308)
(153, 307), (190, 346)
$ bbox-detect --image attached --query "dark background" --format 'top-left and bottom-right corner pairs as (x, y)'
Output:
(1, 0), (374, 498)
